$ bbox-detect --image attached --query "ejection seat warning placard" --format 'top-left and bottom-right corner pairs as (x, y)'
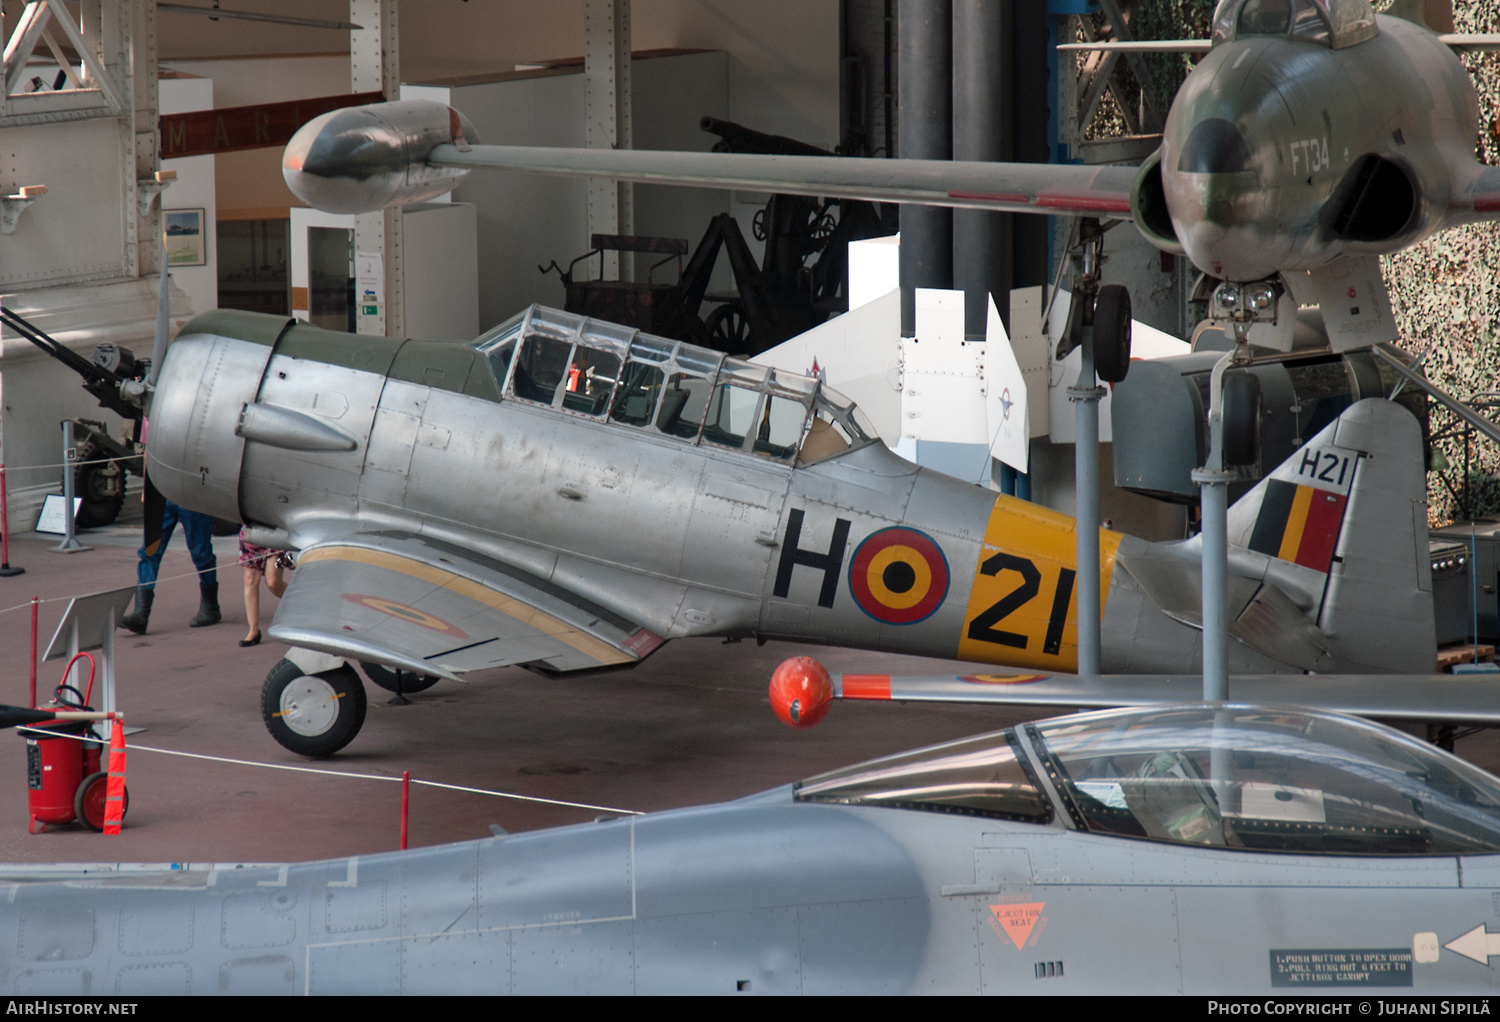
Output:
(1270, 949), (1413, 987)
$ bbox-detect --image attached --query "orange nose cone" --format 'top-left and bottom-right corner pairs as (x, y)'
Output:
(769, 656), (833, 729)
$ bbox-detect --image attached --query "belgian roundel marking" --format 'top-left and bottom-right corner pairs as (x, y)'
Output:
(848, 527), (950, 624)
(958, 673), (1048, 685)
(342, 593), (469, 639)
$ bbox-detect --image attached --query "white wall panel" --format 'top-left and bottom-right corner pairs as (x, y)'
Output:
(0, 117), (127, 289)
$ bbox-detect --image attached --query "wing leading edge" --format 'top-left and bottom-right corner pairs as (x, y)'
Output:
(269, 531), (665, 679)
(820, 670), (1500, 725)
(429, 144), (1137, 220)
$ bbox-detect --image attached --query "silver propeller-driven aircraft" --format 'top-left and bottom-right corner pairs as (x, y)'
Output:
(10, 701), (1500, 995)
(282, 0), (1500, 347)
(148, 300), (1434, 755)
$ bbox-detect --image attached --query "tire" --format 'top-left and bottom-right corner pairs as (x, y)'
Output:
(358, 661), (440, 695)
(1221, 370), (1263, 467)
(72, 461), (125, 529)
(1092, 284), (1133, 384)
(74, 771), (128, 832)
(704, 303), (753, 355)
(261, 658), (367, 758)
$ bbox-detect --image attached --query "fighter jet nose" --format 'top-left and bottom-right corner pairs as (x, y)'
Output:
(1162, 114), (1283, 280)
(1176, 117), (1253, 175)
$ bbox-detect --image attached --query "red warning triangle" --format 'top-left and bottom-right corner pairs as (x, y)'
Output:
(990, 902), (1045, 949)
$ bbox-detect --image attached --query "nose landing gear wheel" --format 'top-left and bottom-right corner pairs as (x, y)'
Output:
(262, 659), (367, 758)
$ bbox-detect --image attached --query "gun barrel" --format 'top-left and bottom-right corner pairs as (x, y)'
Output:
(698, 117), (834, 158)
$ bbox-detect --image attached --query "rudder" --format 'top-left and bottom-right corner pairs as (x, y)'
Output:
(1227, 398), (1432, 673)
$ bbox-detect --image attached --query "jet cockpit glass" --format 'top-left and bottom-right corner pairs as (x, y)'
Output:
(1033, 705), (1500, 855)
(1211, 0), (1373, 47)
(1310, 0), (1377, 48)
(796, 729), (1054, 823)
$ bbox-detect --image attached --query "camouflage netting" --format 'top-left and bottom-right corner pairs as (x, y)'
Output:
(1384, 0), (1500, 524)
(1079, 1), (1216, 140)
(1082, 0), (1500, 525)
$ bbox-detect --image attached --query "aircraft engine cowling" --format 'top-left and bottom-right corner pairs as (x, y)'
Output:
(282, 100), (478, 215)
(1129, 149), (1185, 256)
(145, 313), (277, 525)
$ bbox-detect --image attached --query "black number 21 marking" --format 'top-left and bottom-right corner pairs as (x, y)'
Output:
(966, 553), (1076, 656)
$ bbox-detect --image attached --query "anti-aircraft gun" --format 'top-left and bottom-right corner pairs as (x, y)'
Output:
(0, 306), (147, 527)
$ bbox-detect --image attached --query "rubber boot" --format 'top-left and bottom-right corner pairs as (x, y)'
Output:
(120, 586), (152, 634)
(189, 583), (221, 627)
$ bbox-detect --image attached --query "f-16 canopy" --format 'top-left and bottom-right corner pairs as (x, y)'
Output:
(799, 703), (1500, 856)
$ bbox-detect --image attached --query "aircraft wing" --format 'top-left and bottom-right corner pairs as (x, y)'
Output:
(822, 670), (1500, 725)
(428, 144), (1138, 219)
(268, 531), (665, 680)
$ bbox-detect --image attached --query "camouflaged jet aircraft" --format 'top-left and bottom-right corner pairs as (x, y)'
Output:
(11, 701), (1500, 995)
(280, 0), (1500, 349)
(146, 301), (1434, 756)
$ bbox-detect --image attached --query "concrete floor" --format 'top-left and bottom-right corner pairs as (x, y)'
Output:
(4, 507), (1500, 867)
(0, 509), (1045, 865)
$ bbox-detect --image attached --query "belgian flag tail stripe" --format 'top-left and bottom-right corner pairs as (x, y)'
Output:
(1248, 480), (1298, 557)
(1295, 489), (1347, 573)
(1247, 480), (1348, 574)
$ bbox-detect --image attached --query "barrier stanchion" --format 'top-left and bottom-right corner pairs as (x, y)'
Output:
(28, 595), (37, 708)
(401, 770), (410, 850)
(0, 464), (24, 577)
(53, 422), (88, 554)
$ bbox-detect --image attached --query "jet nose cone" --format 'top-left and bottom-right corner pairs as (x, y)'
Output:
(1176, 117), (1253, 176)
(1163, 116), (1286, 280)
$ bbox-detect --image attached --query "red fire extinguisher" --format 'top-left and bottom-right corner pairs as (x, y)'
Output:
(24, 652), (126, 833)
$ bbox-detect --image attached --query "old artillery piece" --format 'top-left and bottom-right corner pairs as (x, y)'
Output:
(540, 117), (895, 357)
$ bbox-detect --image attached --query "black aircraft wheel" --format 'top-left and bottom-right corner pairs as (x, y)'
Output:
(262, 658), (367, 758)
(1092, 284), (1133, 384)
(358, 661), (441, 694)
(1221, 370), (1263, 467)
(72, 461), (124, 529)
(705, 302), (753, 355)
(74, 771), (127, 832)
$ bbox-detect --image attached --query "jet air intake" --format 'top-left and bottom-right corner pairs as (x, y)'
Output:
(1129, 150), (1184, 255)
(1327, 153), (1418, 242)
(282, 101), (478, 214)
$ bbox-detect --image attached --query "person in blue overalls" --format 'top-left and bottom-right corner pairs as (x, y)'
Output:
(119, 499), (221, 634)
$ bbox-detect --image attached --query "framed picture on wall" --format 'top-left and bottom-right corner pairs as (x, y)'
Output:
(164, 208), (207, 267)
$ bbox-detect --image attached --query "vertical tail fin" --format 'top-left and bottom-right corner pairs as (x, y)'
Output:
(1228, 398), (1433, 673)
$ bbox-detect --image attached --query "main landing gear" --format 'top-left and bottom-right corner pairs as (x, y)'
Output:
(261, 656), (442, 756)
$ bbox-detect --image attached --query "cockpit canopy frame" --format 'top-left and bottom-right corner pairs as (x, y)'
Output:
(1211, 0), (1378, 49)
(798, 703), (1500, 857)
(472, 305), (877, 466)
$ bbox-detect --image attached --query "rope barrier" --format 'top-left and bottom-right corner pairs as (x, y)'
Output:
(14, 724), (643, 818)
(4, 454), (141, 474)
(0, 555), (245, 619)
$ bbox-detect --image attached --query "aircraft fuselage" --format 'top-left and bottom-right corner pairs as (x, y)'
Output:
(148, 309), (1431, 679)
